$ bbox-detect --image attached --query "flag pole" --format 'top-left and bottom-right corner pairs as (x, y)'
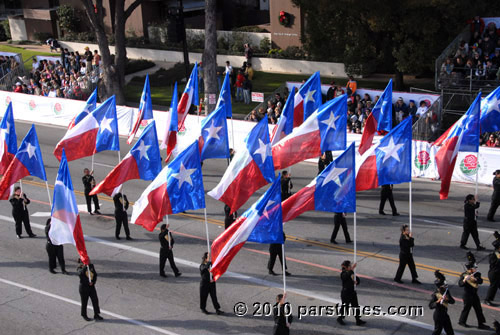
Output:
(353, 212), (357, 288)
(475, 153), (479, 197)
(166, 215), (171, 249)
(409, 181), (412, 232)
(45, 181), (52, 208)
(91, 154), (95, 173)
(203, 208), (210, 255)
(230, 117), (235, 151)
(281, 244), (286, 294)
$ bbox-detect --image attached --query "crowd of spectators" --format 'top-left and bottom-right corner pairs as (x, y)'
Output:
(10, 45), (101, 101)
(481, 132), (500, 147)
(440, 16), (500, 87)
(0, 55), (21, 78)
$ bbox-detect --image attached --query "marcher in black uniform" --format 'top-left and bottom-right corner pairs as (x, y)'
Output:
(493, 320), (500, 335)
(429, 270), (455, 335)
(330, 212), (352, 244)
(485, 236), (500, 306)
(268, 232), (290, 276)
(224, 204), (237, 229)
(9, 186), (36, 239)
(273, 293), (292, 335)
(45, 218), (67, 274)
(82, 168), (100, 215)
(318, 151), (333, 175)
(379, 184), (400, 215)
(281, 171), (293, 201)
(158, 223), (181, 278)
(394, 224), (421, 284)
(113, 192), (131, 240)
(77, 259), (103, 321)
(458, 258), (490, 329)
(199, 252), (223, 315)
(460, 194), (486, 251)
(337, 260), (366, 326)
(487, 170), (500, 222)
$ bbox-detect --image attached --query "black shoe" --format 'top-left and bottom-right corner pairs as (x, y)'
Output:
(412, 279), (422, 284)
(126, 236), (132, 240)
(89, 212), (93, 215)
(379, 211), (386, 215)
(477, 246), (486, 251)
(394, 279), (404, 284)
(216, 309), (224, 315)
(478, 323), (491, 330)
(346, 240), (353, 244)
(17, 235), (22, 239)
(82, 316), (92, 321)
(268, 270), (277, 276)
(356, 319), (366, 326)
(115, 236), (121, 240)
(487, 218), (496, 222)
(337, 317), (346, 325)
(458, 321), (469, 328)
(94, 314), (103, 321)
(28, 234), (36, 238)
(49, 269), (57, 274)
(61, 270), (68, 275)
(392, 212), (400, 216)
(285, 271), (291, 277)
(160, 273), (167, 278)
(330, 239), (338, 244)
(484, 300), (497, 306)
(460, 245), (468, 250)
(201, 309), (210, 315)
(175, 273), (182, 278)
(94, 210), (101, 215)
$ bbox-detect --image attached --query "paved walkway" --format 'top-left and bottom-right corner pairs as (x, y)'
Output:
(124, 60), (176, 85)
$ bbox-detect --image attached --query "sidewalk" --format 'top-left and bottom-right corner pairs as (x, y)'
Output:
(124, 60), (176, 85)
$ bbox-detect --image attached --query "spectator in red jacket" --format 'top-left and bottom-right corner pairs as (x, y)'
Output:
(486, 134), (497, 147)
(14, 82), (22, 93)
(235, 70), (245, 102)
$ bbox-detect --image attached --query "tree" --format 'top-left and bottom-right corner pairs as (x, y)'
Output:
(81, 0), (144, 105)
(202, 0), (218, 114)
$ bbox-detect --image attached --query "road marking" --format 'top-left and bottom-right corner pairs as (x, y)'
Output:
(0, 277), (181, 335)
(93, 162), (118, 169)
(31, 212), (52, 217)
(0, 215), (470, 332)
(419, 218), (495, 234)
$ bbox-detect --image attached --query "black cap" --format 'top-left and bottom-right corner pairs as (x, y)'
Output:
(465, 262), (477, 270)
(494, 169), (500, 175)
(493, 239), (500, 249)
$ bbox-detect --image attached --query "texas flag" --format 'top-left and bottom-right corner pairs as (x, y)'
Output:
(480, 86), (500, 133)
(128, 74), (153, 144)
(0, 102), (17, 174)
(272, 94), (347, 171)
(356, 116), (412, 192)
(178, 63), (199, 130)
(54, 95), (120, 161)
(199, 105), (230, 161)
(208, 117), (275, 214)
(68, 88), (97, 129)
(293, 71), (322, 127)
(160, 82), (179, 160)
(434, 93), (480, 200)
(358, 79), (393, 155)
(282, 143), (356, 222)
(48, 150), (89, 264)
(90, 121), (162, 196)
(0, 124), (47, 199)
(211, 175), (283, 281)
(270, 87), (296, 146)
(132, 140), (205, 231)
(216, 71), (232, 118)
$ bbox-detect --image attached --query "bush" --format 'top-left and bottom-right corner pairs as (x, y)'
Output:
(0, 20), (10, 40)
(259, 37), (271, 54)
(33, 32), (53, 42)
(57, 5), (79, 34)
(217, 36), (230, 51)
(282, 46), (305, 59)
(187, 32), (205, 50)
(232, 26), (268, 33)
(268, 48), (284, 58)
(230, 32), (251, 53)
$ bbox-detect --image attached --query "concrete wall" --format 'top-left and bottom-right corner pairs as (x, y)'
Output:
(59, 40), (346, 77)
(186, 29), (271, 48)
(8, 16), (27, 41)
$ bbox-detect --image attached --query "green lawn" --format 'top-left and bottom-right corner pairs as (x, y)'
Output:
(0, 45), (54, 71)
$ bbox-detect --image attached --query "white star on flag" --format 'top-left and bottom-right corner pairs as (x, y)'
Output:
(482, 95), (500, 116)
(100, 117), (114, 133)
(378, 137), (404, 163)
(320, 112), (340, 131)
(132, 140), (151, 161)
(20, 142), (37, 159)
(3, 121), (9, 134)
(321, 167), (347, 187)
(304, 89), (316, 104)
(204, 120), (223, 141)
(253, 139), (271, 163)
(172, 163), (197, 189)
(262, 200), (276, 220)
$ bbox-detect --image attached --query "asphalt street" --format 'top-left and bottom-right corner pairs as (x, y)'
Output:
(0, 121), (499, 335)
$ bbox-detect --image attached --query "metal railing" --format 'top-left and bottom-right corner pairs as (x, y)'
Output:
(244, 83), (288, 120)
(435, 26), (470, 90)
(411, 96), (442, 141)
(438, 66), (498, 94)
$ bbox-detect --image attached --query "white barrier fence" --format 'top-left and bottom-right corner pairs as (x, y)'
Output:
(0, 90), (496, 186)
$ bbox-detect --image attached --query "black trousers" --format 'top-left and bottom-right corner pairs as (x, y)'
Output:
(486, 271), (499, 301)
(379, 189), (397, 214)
(432, 312), (454, 335)
(115, 211), (130, 238)
(331, 215), (351, 242)
(459, 293), (485, 324)
(79, 285), (100, 317)
(159, 249), (179, 275)
(46, 243), (65, 271)
(268, 245), (287, 271)
(487, 197), (500, 220)
(13, 212), (33, 236)
(339, 291), (361, 320)
(460, 224), (480, 247)
(200, 282), (220, 310)
(85, 192), (99, 213)
(394, 253), (418, 281)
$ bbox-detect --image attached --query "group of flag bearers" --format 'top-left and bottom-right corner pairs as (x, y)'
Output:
(0, 65), (500, 333)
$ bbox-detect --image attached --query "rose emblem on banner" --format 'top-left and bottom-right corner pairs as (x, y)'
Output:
(414, 150), (431, 170)
(139, 119), (148, 130)
(459, 154), (480, 176)
(5, 96), (11, 106)
(53, 102), (63, 115)
(29, 100), (36, 110)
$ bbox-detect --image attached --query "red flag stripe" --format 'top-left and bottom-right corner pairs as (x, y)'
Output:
(281, 185), (315, 222)
(90, 155), (140, 196)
